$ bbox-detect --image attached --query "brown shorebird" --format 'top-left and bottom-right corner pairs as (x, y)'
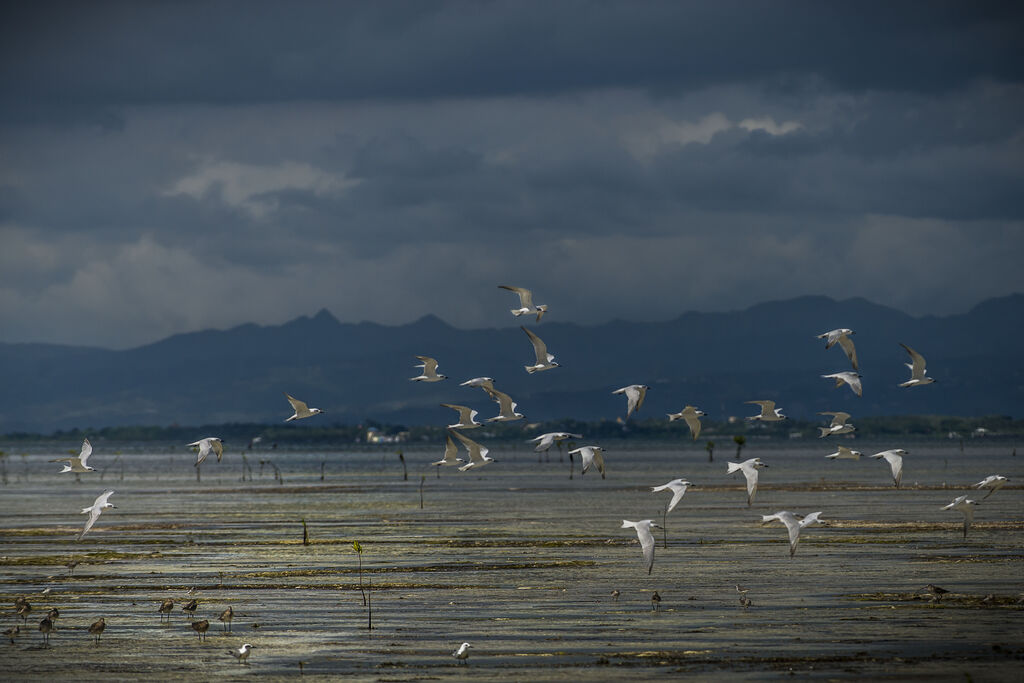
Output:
(191, 619), (210, 642)
(651, 591), (662, 612)
(219, 606), (233, 632)
(66, 560), (80, 576)
(158, 599), (174, 622)
(39, 617), (53, 645)
(89, 617), (106, 643)
(4, 625), (19, 644)
(16, 601), (31, 623)
(47, 608), (60, 623)
(924, 584), (950, 603)
(182, 599), (198, 618)
(739, 594), (752, 609)
(610, 590), (620, 602)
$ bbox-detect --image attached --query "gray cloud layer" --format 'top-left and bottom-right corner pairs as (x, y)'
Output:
(1, 2), (1022, 347)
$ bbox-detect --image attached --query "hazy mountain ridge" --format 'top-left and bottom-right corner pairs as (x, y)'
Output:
(2, 294), (1022, 432)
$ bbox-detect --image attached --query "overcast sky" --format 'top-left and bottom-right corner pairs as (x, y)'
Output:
(2, 1), (1022, 348)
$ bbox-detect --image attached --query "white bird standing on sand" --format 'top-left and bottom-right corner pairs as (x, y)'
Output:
(450, 430), (495, 472)
(460, 377), (495, 392)
(761, 511), (824, 557)
(452, 641), (472, 663)
(817, 328), (858, 371)
(188, 437), (224, 466)
(822, 371), (863, 397)
(651, 479), (693, 514)
(440, 403), (481, 429)
(77, 490), (116, 541)
(568, 446), (606, 478)
(228, 643), (255, 664)
(727, 458), (769, 506)
(409, 356), (447, 382)
(432, 433), (464, 468)
(483, 387), (524, 422)
(667, 406), (705, 440)
(871, 449), (908, 488)
(745, 400), (786, 422)
(284, 393), (323, 421)
(942, 495), (978, 538)
(974, 475), (1008, 499)
(521, 326), (559, 373)
(825, 445), (863, 460)
(620, 519), (660, 574)
(51, 438), (95, 474)
(528, 432), (582, 453)
(498, 285), (548, 322)
(899, 343), (935, 387)
(613, 384), (649, 419)
(818, 411), (855, 438)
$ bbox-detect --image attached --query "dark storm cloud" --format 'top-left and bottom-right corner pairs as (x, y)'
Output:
(1, 1), (1023, 348)
(2, 1), (1022, 118)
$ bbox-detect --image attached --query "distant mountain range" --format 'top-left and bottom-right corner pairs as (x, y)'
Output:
(2, 294), (1022, 433)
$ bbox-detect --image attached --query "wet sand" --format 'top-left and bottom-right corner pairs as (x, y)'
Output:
(1, 439), (1022, 680)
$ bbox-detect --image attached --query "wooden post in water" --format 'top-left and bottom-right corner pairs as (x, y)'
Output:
(320, 461), (325, 481)
(398, 451), (407, 481)
(419, 475), (425, 509)
(302, 519), (309, 546)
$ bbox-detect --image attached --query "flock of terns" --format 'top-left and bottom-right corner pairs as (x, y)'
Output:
(12, 285), (1015, 665)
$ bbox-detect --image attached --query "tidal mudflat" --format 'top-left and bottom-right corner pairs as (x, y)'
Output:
(1, 439), (1022, 680)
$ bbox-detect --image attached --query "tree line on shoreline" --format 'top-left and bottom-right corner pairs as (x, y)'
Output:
(2, 414), (1022, 445)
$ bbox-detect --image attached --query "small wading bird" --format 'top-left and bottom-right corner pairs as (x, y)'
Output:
(78, 490), (116, 541)
(942, 495), (979, 538)
(760, 511), (824, 557)
(613, 384), (649, 419)
(182, 599), (198, 618)
(4, 625), (19, 644)
(450, 430), (495, 472)
(727, 458), (769, 507)
(825, 445), (863, 460)
(39, 617), (53, 646)
(284, 393), (323, 421)
(668, 405), (705, 440)
(51, 438), (95, 474)
(817, 328), (858, 371)
(521, 326), (559, 373)
(440, 403), (481, 430)
(899, 343), (935, 387)
(229, 643), (255, 664)
(498, 285), (548, 322)
(745, 400), (786, 422)
(651, 591), (662, 612)
(620, 519), (660, 574)
(188, 437), (223, 466)
(219, 606), (233, 632)
(569, 445), (606, 478)
(191, 619), (210, 641)
(610, 590), (620, 602)
(88, 617), (105, 643)
(871, 449), (908, 488)
(452, 641), (472, 664)
(818, 411), (855, 438)
(973, 475), (1008, 499)
(409, 356), (447, 382)
(924, 584), (949, 603)
(158, 599), (174, 622)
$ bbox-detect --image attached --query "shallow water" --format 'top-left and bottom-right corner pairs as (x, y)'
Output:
(1, 438), (1022, 680)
